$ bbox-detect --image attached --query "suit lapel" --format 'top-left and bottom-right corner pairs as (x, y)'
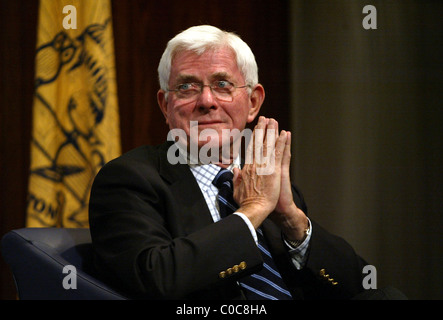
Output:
(157, 142), (214, 235)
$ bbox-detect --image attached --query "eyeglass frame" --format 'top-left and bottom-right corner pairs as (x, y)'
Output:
(166, 80), (251, 102)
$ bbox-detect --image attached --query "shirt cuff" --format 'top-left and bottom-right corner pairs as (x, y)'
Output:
(283, 217), (312, 270)
(233, 212), (312, 271)
(233, 212), (258, 245)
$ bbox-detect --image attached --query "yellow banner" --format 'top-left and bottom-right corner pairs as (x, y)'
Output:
(26, 0), (121, 227)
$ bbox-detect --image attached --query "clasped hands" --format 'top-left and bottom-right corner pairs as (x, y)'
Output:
(233, 116), (309, 242)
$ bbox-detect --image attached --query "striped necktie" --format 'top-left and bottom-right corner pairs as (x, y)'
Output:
(213, 169), (293, 300)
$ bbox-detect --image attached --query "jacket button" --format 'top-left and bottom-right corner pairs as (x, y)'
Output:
(219, 271), (226, 279)
(239, 261), (247, 270)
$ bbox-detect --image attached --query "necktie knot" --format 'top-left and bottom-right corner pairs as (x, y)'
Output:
(212, 169), (234, 190)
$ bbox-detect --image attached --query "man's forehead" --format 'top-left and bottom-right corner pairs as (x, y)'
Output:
(173, 46), (235, 61)
(175, 72), (232, 82)
(170, 48), (242, 82)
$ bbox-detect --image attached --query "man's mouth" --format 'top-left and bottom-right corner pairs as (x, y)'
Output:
(193, 120), (223, 126)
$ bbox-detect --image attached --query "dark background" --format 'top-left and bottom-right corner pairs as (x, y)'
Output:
(1, 0), (442, 300)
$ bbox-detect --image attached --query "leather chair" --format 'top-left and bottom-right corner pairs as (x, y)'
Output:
(1, 228), (128, 300)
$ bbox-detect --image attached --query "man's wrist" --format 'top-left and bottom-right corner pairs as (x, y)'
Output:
(283, 219), (311, 248)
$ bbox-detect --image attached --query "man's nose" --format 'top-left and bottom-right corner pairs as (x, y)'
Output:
(196, 86), (217, 111)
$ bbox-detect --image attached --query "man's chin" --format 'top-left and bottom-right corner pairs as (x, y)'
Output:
(189, 137), (224, 151)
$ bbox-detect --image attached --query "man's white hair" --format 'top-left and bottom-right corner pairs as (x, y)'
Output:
(158, 25), (259, 92)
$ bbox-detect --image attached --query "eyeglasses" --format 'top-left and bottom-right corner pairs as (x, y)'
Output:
(167, 80), (250, 103)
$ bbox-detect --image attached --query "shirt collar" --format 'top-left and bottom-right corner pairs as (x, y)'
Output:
(189, 156), (241, 192)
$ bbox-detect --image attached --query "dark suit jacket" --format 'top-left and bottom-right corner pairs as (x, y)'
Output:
(89, 141), (367, 300)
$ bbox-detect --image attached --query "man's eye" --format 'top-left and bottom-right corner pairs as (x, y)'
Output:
(216, 80), (231, 88)
(178, 83), (194, 91)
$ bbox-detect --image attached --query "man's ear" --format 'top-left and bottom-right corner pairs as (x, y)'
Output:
(157, 89), (169, 125)
(247, 84), (265, 123)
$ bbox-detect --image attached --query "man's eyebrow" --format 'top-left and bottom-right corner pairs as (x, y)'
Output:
(175, 74), (200, 84)
(174, 72), (232, 84)
(210, 72), (232, 81)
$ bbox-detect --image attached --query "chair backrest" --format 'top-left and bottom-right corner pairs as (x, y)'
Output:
(1, 228), (128, 300)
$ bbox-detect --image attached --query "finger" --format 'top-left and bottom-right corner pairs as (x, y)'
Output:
(274, 130), (288, 165)
(281, 131), (292, 173)
(256, 118), (276, 166)
(267, 118), (279, 137)
(264, 118), (278, 143)
(259, 130), (286, 176)
(232, 167), (242, 204)
(265, 119), (278, 154)
(254, 117), (267, 163)
(233, 167), (241, 184)
(245, 118), (265, 164)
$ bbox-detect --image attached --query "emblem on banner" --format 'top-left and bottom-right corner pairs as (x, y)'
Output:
(27, 18), (120, 227)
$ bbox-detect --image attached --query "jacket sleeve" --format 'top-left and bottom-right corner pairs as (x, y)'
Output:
(89, 158), (263, 299)
(290, 185), (368, 299)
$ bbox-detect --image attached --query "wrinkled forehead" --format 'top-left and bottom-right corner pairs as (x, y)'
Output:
(169, 47), (244, 83)
(171, 42), (235, 61)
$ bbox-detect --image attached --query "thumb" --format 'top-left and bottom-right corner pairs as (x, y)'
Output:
(233, 167), (242, 186)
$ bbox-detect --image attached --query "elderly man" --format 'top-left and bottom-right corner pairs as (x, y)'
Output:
(89, 25), (368, 300)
